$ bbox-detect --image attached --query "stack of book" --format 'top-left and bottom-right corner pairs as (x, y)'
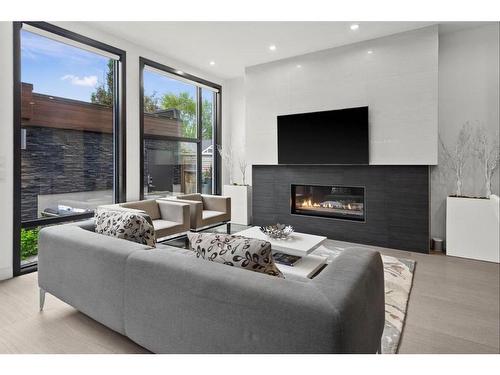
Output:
(272, 252), (301, 267)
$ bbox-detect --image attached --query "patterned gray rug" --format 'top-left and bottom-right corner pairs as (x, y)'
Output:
(313, 241), (416, 354)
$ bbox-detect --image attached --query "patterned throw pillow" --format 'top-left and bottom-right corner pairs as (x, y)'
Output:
(187, 232), (284, 278)
(94, 208), (156, 248)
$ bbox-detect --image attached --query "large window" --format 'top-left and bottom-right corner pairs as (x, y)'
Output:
(140, 58), (220, 199)
(13, 22), (126, 274)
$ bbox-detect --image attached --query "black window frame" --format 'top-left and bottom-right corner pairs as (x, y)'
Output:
(13, 21), (127, 276)
(139, 57), (222, 199)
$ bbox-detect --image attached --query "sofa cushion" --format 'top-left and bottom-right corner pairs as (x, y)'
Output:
(95, 208), (156, 248)
(202, 210), (225, 220)
(153, 219), (186, 239)
(121, 200), (161, 220)
(187, 232), (284, 278)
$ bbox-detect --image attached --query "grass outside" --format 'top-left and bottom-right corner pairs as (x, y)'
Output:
(21, 227), (39, 260)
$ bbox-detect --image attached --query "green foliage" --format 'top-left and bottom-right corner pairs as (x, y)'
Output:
(20, 228), (39, 260)
(90, 60), (114, 106)
(201, 97), (213, 140)
(144, 91), (161, 113)
(161, 92), (197, 137)
(157, 91), (213, 139)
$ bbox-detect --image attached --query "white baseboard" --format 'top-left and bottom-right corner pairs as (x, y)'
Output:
(0, 266), (13, 281)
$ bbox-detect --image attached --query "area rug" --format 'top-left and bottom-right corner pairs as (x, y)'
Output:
(312, 242), (416, 354)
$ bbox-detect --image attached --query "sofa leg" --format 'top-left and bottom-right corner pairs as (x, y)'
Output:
(39, 288), (46, 312)
(226, 222), (231, 234)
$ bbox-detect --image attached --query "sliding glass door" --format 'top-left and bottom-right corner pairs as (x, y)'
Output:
(13, 22), (126, 274)
(140, 58), (221, 199)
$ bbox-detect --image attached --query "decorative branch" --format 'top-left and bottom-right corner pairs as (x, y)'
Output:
(474, 126), (500, 197)
(238, 155), (248, 186)
(439, 122), (473, 196)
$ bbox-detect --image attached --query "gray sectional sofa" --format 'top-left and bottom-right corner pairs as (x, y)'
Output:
(38, 219), (385, 354)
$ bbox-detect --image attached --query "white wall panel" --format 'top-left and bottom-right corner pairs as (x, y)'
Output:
(244, 26), (439, 183)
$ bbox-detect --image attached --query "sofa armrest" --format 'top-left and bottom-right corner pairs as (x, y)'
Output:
(201, 195), (231, 215)
(68, 218), (96, 232)
(157, 200), (190, 226)
(38, 224), (151, 335)
(311, 248), (385, 353)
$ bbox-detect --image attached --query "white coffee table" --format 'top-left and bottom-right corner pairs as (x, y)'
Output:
(234, 226), (328, 278)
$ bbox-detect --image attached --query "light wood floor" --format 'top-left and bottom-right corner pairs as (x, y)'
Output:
(0, 248), (498, 354)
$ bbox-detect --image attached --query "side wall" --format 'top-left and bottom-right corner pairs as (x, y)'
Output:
(221, 76), (246, 185)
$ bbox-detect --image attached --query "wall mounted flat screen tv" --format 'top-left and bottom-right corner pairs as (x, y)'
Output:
(277, 106), (369, 165)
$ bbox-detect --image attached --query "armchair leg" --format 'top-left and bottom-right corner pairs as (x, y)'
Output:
(226, 222), (231, 234)
(39, 288), (46, 312)
(377, 341), (382, 354)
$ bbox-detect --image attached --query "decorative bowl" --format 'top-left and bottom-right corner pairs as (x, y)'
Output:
(259, 223), (294, 239)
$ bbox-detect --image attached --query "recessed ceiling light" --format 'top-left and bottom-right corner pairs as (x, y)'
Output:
(176, 70), (184, 75)
(367, 50), (373, 54)
(350, 24), (359, 31)
(209, 61), (215, 66)
(296, 64), (302, 68)
(269, 44), (277, 51)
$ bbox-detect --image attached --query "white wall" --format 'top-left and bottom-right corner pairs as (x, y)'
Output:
(431, 23), (500, 241)
(243, 26), (438, 183)
(0, 22), (13, 280)
(0, 21), (225, 280)
(222, 76), (246, 185)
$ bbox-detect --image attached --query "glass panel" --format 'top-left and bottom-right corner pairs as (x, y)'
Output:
(143, 67), (197, 138)
(20, 29), (116, 222)
(144, 141), (197, 198)
(201, 88), (215, 194)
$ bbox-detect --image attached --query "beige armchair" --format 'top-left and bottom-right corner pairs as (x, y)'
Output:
(169, 193), (231, 232)
(99, 199), (190, 240)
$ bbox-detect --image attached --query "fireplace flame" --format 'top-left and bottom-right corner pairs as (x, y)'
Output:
(299, 199), (361, 212)
(301, 199), (321, 208)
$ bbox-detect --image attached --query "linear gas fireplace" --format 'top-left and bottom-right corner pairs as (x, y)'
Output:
(291, 184), (365, 222)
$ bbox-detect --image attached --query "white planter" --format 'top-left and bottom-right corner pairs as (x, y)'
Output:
(446, 195), (500, 263)
(223, 185), (252, 225)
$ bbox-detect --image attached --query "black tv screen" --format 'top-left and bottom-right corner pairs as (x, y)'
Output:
(277, 106), (369, 165)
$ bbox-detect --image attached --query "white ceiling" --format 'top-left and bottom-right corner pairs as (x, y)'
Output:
(88, 21), (482, 80)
